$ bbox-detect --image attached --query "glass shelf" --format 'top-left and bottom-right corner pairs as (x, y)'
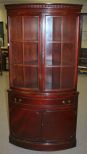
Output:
(46, 60), (59, 66)
(24, 60), (38, 65)
(46, 41), (75, 44)
(11, 40), (38, 43)
(13, 60), (38, 66)
(13, 64), (38, 67)
(46, 60), (75, 67)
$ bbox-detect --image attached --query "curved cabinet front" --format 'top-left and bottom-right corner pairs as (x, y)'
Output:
(8, 91), (78, 151)
(6, 3), (82, 151)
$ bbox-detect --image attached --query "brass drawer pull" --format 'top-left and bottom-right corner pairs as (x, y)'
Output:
(14, 98), (17, 103)
(67, 100), (72, 104)
(62, 100), (72, 104)
(14, 98), (22, 103)
(18, 98), (22, 102)
(62, 100), (66, 104)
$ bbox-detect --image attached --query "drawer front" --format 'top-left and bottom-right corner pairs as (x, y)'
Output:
(8, 91), (78, 107)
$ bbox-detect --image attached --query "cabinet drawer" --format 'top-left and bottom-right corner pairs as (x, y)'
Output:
(8, 93), (31, 105)
(8, 92), (77, 107)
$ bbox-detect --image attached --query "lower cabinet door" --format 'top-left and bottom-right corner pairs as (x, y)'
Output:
(42, 108), (76, 141)
(10, 104), (42, 140)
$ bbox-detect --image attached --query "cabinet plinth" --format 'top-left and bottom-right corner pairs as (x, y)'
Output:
(6, 3), (82, 151)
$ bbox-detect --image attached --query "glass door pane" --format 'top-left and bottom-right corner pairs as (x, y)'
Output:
(9, 16), (24, 87)
(46, 16), (61, 41)
(24, 66), (38, 88)
(11, 42), (23, 65)
(46, 43), (61, 65)
(24, 42), (38, 65)
(61, 16), (77, 89)
(44, 15), (77, 91)
(62, 43), (75, 66)
(62, 16), (76, 42)
(10, 65), (24, 87)
(45, 67), (60, 89)
(61, 67), (75, 89)
(10, 16), (22, 41)
(45, 16), (62, 90)
(62, 16), (77, 66)
(23, 16), (38, 41)
(23, 16), (39, 89)
(9, 16), (40, 89)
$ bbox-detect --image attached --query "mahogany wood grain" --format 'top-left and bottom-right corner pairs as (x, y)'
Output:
(6, 4), (82, 151)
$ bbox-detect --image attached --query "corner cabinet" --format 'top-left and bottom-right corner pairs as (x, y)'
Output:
(6, 4), (82, 151)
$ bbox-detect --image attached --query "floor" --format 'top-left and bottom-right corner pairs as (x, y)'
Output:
(0, 72), (87, 154)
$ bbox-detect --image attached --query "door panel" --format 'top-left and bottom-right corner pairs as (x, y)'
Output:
(44, 15), (78, 91)
(9, 15), (41, 89)
(10, 104), (41, 140)
(44, 16), (62, 90)
(42, 109), (76, 141)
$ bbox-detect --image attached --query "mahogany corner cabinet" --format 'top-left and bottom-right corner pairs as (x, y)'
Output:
(6, 4), (82, 151)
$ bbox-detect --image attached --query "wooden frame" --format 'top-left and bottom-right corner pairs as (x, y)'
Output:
(6, 4), (82, 151)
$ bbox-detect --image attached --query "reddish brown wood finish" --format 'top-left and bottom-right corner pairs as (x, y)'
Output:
(6, 4), (82, 151)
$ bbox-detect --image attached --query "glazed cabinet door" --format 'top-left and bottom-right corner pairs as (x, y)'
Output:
(9, 104), (42, 140)
(8, 13), (79, 92)
(43, 15), (79, 91)
(42, 108), (76, 141)
(8, 15), (41, 90)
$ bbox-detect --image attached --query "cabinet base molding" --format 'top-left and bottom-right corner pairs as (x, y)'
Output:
(9, 135), (76, 151)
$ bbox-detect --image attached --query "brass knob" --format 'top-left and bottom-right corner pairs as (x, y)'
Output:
(67, 100), (71, 104)
(14, 98), (17, 103)
(18, 98), (22, 103)
(62, 100), (66, 104)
